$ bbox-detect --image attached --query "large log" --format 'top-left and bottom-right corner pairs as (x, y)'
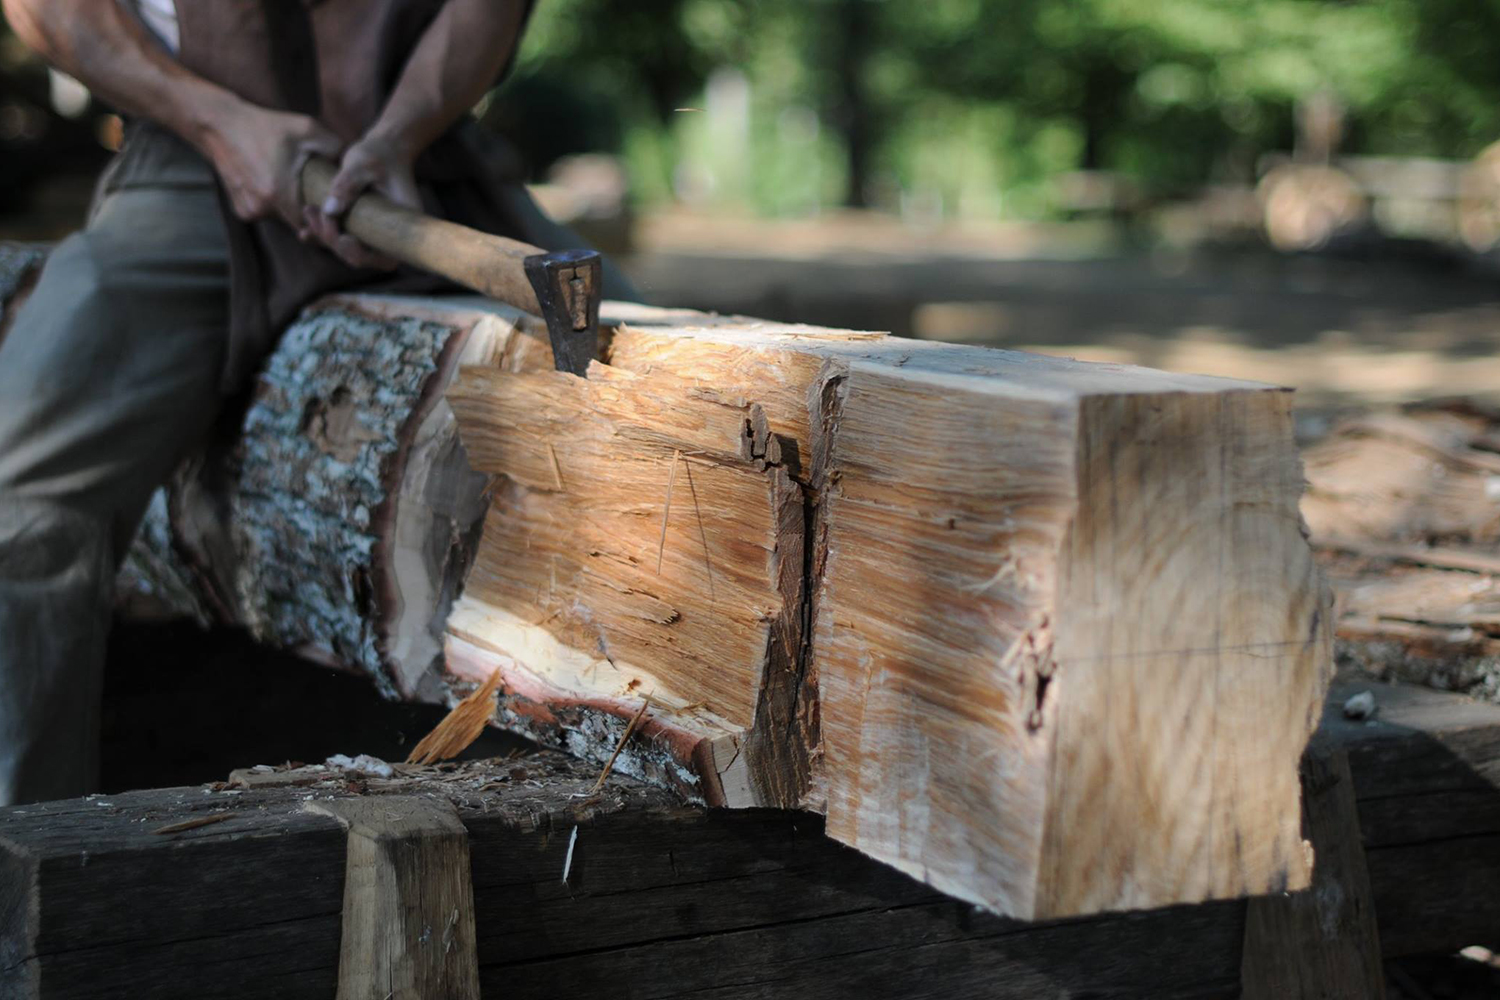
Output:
(446, 304), (1331, 918)
(0, 680), (1491, 1000)
(0, 250), (1330, 920)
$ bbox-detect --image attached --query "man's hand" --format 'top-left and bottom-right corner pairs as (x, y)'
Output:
(292, 0), (527, 271)
(200, 98), (345, 231)
(299, 134), (422, 270)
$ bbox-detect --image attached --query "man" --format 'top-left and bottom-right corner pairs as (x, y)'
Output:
(0, 0), (633, 805)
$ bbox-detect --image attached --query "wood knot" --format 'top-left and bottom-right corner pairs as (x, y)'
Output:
(301, 386), (380, 462)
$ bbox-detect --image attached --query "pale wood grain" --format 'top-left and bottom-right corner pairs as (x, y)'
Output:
(445, 359), (809, 807)
(447, 302), (1330, 919)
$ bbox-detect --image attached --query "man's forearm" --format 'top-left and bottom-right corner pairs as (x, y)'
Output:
(1, 0), (242, 156)
(363, 0), (528, 158)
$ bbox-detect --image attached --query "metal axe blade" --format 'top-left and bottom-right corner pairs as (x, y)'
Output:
(524, 249), (603, 378)
(298, 157), (605, 377)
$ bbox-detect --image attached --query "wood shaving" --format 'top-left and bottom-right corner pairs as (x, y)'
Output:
(406, 671), (503, 765)
(589, 694), (654, 795)
(153, 812), (234, 836)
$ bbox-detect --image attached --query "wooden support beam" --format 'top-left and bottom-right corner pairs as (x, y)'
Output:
(308, 797), (479, 1000)
(1241, 746), (1385, 999)
(1, 681), (1495, 999)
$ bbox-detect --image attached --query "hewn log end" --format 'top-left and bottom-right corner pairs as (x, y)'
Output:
(813, 356), (1330, 919)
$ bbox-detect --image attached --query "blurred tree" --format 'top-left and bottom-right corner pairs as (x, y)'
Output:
(0, 16), (110, 218)
(9, 0), (1500, 221)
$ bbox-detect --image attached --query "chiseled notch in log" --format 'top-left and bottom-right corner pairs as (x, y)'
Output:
(117, 296), (545, 700)
(445, 360), (812, 808)
(447, 304), (1332, 920)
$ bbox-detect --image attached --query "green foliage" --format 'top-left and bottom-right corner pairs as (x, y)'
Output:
(6, 0), (1500, 219)
(491, 0), (1500, 218)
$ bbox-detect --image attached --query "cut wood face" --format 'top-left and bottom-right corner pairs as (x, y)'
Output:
(446, 360), (807, 807)
(811, 364), (1074, 917)
(446, 302), (1330, 920)
(1041, 390), (1328, 917)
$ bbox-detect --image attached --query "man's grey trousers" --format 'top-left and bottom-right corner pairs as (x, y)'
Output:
(0, 156), (231, 805)
(0, 146), (636, 805)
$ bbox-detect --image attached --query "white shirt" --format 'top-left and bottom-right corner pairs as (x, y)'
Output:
(128, 0), (179, 54)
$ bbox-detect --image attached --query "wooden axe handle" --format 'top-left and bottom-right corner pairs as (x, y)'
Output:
(300, 156), (543, 316)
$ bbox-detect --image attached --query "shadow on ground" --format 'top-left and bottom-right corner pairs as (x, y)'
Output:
(101, 619), (528, 793)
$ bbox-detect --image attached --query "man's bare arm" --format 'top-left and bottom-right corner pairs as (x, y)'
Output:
(2, 0), (342, 228)
(365, 0), (529, 164)
(305, 0), (528, 267)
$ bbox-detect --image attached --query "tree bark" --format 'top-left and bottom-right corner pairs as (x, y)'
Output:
(117, 295), (540, 701)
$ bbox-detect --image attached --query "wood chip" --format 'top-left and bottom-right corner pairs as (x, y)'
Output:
(406, 670), (504, 765)
(589, 694), (653, 795)
(656, 449), (681, 574)
(153, 812), (235, 836)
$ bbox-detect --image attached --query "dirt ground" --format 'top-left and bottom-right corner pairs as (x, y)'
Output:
(620, 211), (1500, 415)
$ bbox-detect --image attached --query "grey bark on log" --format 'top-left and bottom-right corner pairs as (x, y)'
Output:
(117, 295), (526, 699)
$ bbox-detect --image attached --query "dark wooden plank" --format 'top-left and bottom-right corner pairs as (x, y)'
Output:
(5, 679), (1500, 998)
(485, 886), (1245, 1000)
(1368, 833), (1500, 958)
(1241, 748), (1385, 998)
(1321, 681), (1500, 959)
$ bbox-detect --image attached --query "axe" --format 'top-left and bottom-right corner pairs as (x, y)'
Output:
(300, 157), (601, 376)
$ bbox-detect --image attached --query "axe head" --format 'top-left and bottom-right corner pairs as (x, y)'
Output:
(523, 249), (603, 377)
